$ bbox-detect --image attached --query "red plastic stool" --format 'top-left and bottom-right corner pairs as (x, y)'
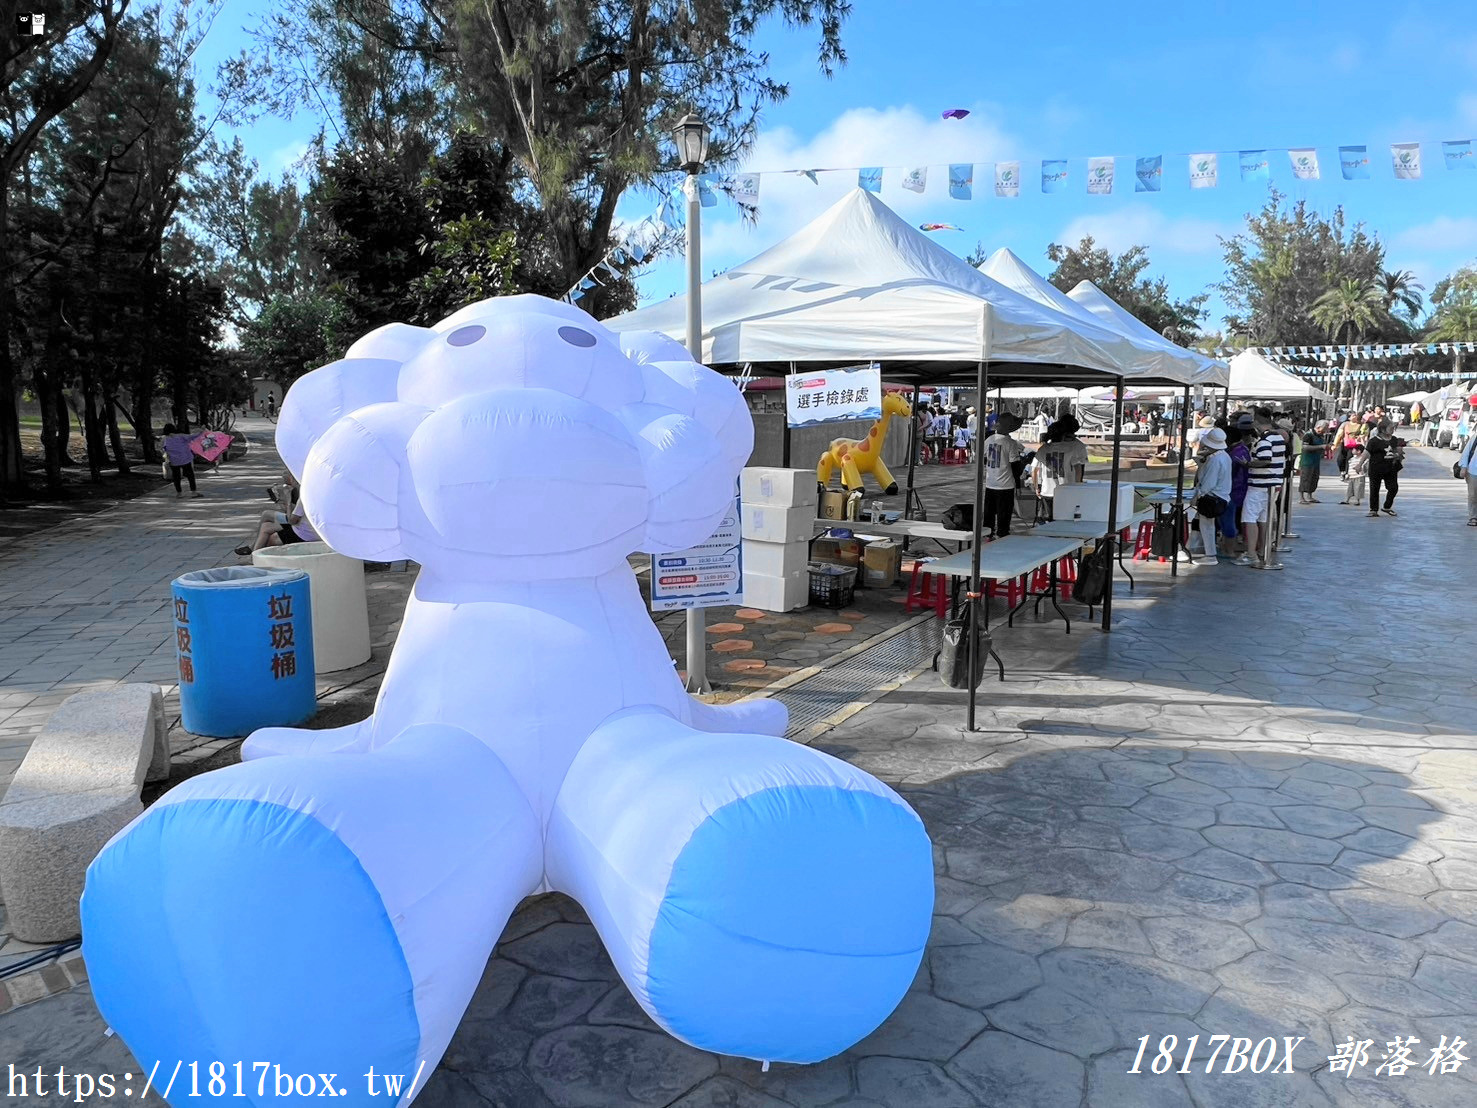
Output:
(1132, 521), (1155, 561)
(1056, 556), (1077, 583)
(904, 562), (950, 618)
(987, 577), (1025, 606)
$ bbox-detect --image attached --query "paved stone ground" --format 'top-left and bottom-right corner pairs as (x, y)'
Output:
(0, 418), (414, 973)
(4, 445), (1475, 1107)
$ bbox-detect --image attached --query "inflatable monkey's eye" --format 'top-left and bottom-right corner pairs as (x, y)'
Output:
(558, 326), (597, 348)
(447, 325), (485, 347)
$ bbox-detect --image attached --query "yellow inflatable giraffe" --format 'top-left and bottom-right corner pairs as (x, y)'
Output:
(817, 392), (912, 496)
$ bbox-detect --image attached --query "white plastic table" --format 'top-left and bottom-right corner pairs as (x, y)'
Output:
(920, 535), (1086, 636)
(813, 517), (974, 553)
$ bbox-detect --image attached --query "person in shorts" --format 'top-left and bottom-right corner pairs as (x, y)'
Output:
(235, 472), (317, 555)
(982, 413), (1024, 537)
(1237, 408), (1285, 569)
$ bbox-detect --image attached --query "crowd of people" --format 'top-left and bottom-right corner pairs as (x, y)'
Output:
(1188, 404), (1410, 569)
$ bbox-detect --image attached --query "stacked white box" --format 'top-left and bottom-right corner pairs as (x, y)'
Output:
(740, 468), (819, 509)
(740, 468), (819, 611)
(742, 567), (809, 612)
(743, 538), (810, 578)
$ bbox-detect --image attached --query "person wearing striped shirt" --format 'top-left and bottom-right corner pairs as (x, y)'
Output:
(1236, 408), (1286, 569)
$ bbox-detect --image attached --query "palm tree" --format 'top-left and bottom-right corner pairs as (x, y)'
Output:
(1427, 299), (1477, 383)
(1311, 278), (1385, 404)
(1379, 269), (1425, 324)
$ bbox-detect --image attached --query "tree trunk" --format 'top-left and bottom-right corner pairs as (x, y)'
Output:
(80, 385), (106, 480)
(103, 385), (130, 474)
(0, 187), (25, 494)
(55, 385), (75, 464)
(37, 308), (67, 492)
(132, 364), (158, 463)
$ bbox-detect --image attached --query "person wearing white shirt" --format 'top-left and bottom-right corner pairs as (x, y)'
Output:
(1032, 416), (1089, 521)
(982, 413), (1025, 536)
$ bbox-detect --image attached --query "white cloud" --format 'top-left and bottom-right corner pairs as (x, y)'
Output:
(1052, 208), (1236, 260)
(692, 103), (1019, 265)
(1391, 216), (1477, 255)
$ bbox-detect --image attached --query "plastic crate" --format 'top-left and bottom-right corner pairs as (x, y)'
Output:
(807, 563), (857, 609)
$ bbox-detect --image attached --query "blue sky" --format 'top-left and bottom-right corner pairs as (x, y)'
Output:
(196, 0), (1477, 333)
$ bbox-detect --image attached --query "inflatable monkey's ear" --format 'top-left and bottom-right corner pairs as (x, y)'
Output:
(277, 359), (404, 479)
(345, 322), (437, 364)
(619, 330), (695, 367)
(300, 402), (431, 563)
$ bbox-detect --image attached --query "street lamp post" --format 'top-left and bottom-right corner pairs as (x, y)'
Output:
(674, 113), (712, 694)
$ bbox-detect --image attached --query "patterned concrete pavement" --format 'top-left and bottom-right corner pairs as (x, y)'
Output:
(3, 445), (1475, 1107)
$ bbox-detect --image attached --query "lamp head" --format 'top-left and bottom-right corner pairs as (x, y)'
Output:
(672, 114), (710, 175)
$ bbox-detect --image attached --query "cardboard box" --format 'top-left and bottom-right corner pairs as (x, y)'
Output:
(861, 539), (900, 587)
(818, 490), (851, 520)
(811, 536), (863, 568)
(742, 538), (810, 578)
(741, 503), (813, 543)
(741, 467), (819, 508)
(742, 569), (809, 612)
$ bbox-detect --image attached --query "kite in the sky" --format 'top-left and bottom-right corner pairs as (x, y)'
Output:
(941, 109), (970, 120)
(919, 223), (962, 232)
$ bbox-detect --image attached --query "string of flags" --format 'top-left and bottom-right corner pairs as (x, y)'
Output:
(562, 172), (758, 303)
(724, 139), (1476, 205)
(1199, 341), (1477, 361)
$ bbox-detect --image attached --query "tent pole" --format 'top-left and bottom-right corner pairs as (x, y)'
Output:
(903, 382), (921, 523)
(781, 362), (794, 468)
(1101, 376), (1125, 633)
(966, 361), (990, 732)
(1171, 385), (1190, 578)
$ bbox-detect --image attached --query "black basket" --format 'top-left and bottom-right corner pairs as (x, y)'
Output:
(807, 563), (857, 609)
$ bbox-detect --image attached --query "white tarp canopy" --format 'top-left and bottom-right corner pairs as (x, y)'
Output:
(1227, 351), (1333, 400)
(1386, 389), (1429, 403)
(979, 250), (1204, 385)
(606, 189), (1184, 378)
(1066, 280), (1230, 389)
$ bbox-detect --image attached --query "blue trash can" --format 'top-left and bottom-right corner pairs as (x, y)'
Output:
(172, 567), (317, 737)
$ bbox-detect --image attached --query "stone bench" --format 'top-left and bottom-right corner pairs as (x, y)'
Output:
(0, 684), (170, 942)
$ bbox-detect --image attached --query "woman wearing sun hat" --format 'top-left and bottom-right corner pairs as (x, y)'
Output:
(1189, 426), (1231, 564)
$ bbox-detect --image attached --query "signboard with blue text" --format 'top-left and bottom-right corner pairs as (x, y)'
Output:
(650, 491), (743, 612)
(785, 365), (883, 428)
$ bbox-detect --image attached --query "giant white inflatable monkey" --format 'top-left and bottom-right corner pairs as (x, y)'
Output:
(83, 296), (933, 1104)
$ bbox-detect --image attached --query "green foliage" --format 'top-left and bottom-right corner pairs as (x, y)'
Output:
(241, 291), (353, 385)
(188, 137), (321, 324)
(1427, 265), (1477, 344)
(1042, 236), (1209, 344)
(1218, 188), (1385, 344)
(250, 0), (851, 292)
(410, 216), (518, 318)
(1378, 269), (1424, 326)
(1311, 278), (1386, 346)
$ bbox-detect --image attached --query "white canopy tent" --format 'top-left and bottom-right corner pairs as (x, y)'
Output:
(1066, 280), (1229, 389)
(606, 189), (1193, 381)
(1227, 352), (1332, 401)
(979, 251), (1205, 385)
